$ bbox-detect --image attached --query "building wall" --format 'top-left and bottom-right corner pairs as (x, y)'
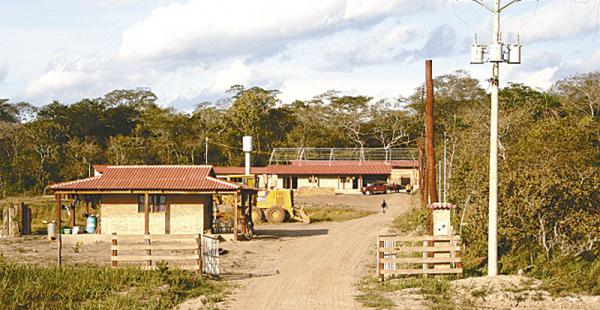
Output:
(391, 168), (418, 187)
(100, 194), (210, 235)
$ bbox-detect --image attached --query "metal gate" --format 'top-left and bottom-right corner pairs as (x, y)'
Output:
(201, 235), (220, 276)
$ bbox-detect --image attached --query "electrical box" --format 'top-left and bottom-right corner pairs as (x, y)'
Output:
(508, 43), (521, 64)
(489, 42), (504, 62)
(430, 203), (454, 236)
(470, 44), (485, 64)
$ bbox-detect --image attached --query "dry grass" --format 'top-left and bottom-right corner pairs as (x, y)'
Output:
(303, 205), (376, 223)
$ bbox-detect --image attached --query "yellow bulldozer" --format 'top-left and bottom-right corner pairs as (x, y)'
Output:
(220, 174), (310, 224)
(252, 189), (310, 224)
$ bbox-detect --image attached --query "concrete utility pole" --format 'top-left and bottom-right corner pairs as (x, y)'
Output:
(470, 0), (522, 277)
(425, 60), (437, 205)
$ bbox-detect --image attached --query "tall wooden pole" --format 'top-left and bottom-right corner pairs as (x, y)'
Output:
(425, 60), (437, 205)
(144, 193), (150, 235)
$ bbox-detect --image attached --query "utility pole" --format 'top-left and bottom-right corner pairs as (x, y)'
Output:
(425, 60), (437, 205)
(470, 0), (522, 277)
(443, 132), (447, 203)
(205, 137), (209, 165)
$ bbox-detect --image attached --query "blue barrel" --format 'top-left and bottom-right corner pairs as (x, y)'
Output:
(86, 215), (97, 234)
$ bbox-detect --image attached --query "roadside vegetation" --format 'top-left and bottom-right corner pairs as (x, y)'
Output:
(356, 275), (453, 309)
(303, 205), (376, 223)
(0, 258), (228, 309)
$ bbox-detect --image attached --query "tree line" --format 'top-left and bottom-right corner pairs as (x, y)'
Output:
(1, 69), (598, 278)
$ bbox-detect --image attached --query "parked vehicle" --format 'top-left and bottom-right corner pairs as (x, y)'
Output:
(361, 181), (407, 195)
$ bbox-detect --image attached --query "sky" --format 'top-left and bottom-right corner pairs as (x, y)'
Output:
(0, 0), (599, 111)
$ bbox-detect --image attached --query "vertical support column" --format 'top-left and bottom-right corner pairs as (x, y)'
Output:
(240, 193), (247, 237)
(70, 201), (76, 228)
(55, 194), (62, 268)
(378, 237), (385, 282)
(111, 232), (118, 267)
(144, 193), (150, 235)
(233, 193), (239, 242)
(144, 193), (151, 267)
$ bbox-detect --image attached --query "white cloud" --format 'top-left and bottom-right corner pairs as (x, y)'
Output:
(506, 0), (600, 44)
(118, 0), (442, 61)
(0, 63), (8, 85)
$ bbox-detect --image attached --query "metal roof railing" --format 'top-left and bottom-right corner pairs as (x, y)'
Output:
(268, 147), (418, 165)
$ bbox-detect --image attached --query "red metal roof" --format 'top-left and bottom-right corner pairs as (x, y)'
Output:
(265, 164), (392, 175)
(48, 165), (241, 192)
(213, 166), (268, 175)
(289, 160), (417, 168)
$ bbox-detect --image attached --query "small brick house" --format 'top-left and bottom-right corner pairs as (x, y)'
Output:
(47, 165), (256, 238)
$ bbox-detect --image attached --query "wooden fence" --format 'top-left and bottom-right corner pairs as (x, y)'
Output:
(376, 235), (462, 281)
(111, 234), (204, 273)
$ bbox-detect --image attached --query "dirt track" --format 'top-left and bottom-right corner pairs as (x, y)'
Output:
(222, 194), (416, 310)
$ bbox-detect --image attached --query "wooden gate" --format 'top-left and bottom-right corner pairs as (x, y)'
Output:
(111, 234), (202, 272)
(201, 235), (220, 276)
(376, 235), (462, 281)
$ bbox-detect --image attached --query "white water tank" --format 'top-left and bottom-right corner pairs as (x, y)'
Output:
(242, 136), (253, 152)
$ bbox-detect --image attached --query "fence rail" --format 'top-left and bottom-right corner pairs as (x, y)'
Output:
(377, 234), (462, 281)
(111, 233), (205, 273)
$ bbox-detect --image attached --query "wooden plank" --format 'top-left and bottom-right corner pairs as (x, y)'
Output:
(379, 246), (461, 253)
(111, 244), (198, 251)
(111, 234), (199, 241)
(378, 235), (461, 242)
(380, 268), (463, 275)
(111, 255), (200, 262)
(380, 257), (461, 264)
(139, 265), (200, 271)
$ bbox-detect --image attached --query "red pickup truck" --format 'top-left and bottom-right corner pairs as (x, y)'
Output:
(361, 181), (402, 195)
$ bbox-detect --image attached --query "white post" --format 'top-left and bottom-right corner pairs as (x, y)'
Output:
(205, 137), (209, 165)
(245, 153), (251, 175)
(487, 0), (501, 277)
(443, 132), (447, 203)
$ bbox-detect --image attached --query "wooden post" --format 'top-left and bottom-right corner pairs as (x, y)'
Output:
(70, 201), (76, 228)
(425, 60), (437, 204)
(55, 194), (62, 269)
(112, 233), (118, 267)
(422, 240), (428, 278)
(378, 238), (385, 282)
(197, 233), (202, 275)
(240, 193), (246, 236)
(144, 193), (150, 235)
(233, 193), (238, 242)
(144, 193), (151, 267)
(145, 236), (152, 267)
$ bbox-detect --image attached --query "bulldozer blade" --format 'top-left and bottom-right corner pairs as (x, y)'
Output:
(294, 209), (311, 224)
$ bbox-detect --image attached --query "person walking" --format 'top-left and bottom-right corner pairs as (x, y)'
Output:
(381, 199), (388, 214)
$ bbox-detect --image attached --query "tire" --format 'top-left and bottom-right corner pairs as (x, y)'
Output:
(251, 208), (263, 224)
(366, 191), (372, 195)
(385, 189), (391, 194)
(267, 206), (286, 224)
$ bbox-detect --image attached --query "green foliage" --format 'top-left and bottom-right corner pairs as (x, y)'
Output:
(0, 259), (227, 309)
(391, 207), (428, 234)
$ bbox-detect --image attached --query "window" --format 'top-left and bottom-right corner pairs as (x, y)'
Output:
(138, 195), (167, 213)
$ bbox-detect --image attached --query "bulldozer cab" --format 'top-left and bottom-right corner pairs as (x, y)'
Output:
(224, 174), (256, 187)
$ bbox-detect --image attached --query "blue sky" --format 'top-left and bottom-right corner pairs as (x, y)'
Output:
(0, 0), (599, 111)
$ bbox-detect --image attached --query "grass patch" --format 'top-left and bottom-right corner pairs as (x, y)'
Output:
(303, 205), (376, 223)
(0, 259), (227, 309)
(531, 254), (600, 296)
(356, 275), (454, 309)
(391, 207), (428, 234)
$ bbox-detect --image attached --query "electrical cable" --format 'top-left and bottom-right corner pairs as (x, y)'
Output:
(452, 0), (476, 33)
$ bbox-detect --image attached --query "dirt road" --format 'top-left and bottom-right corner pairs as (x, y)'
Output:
(224, 194), (415, 310)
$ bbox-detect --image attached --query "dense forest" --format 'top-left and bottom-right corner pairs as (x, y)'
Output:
(1, 70), (599, 285)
